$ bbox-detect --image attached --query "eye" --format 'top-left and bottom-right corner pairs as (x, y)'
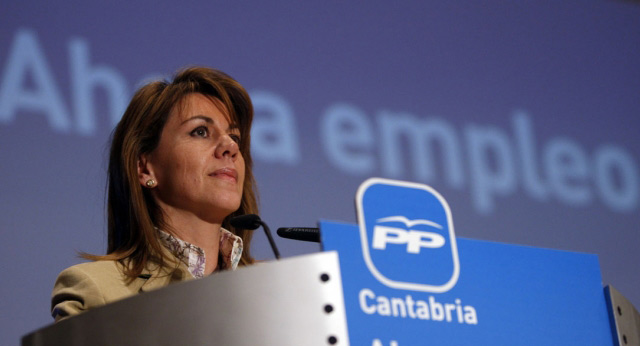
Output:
(229, 134), (241, 144)
(190, 126), (209, 138)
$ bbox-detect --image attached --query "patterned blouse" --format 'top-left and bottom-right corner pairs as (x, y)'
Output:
(157, 228), (243, 278)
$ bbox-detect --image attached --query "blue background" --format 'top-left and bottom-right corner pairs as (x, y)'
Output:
(322, 221), (613, 345)
(1, 2), (639, 344)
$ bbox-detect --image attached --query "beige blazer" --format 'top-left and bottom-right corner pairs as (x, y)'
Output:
(51, 258), (193, 322)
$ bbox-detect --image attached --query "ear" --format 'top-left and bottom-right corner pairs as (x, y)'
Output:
(138, 154), (156, 187)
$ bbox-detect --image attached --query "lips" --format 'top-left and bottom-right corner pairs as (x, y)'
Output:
(210, 167), (238, 183)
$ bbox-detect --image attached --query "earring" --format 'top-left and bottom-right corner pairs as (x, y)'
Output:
(145, 179), (156, 188)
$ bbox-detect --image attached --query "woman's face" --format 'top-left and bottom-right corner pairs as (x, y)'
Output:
(141, 93), (245, 223)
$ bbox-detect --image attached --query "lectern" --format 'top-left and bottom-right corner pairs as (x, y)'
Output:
(22, 178), (640, 345)
(22, 252), (349, 346)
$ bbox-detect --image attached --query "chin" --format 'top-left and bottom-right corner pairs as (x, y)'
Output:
(213, 201), (242, 218)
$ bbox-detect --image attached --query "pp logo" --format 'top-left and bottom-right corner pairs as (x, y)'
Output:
(356, 178), (459, 293)
(372, 216), (446, 254)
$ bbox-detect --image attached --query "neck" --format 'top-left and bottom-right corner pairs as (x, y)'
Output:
(159, 204), (223, 275)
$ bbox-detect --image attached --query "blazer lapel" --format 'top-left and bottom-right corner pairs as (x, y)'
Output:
(137, 260), (194, 293)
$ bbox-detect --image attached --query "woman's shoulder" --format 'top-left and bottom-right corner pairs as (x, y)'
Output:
(54, 260), (133, 293)
(51, 257), (192, 321)
(51, 260), (136, 321)
(57, 260), (125, 282)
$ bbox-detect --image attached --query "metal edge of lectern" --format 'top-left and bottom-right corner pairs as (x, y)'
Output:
(22, 251), (349, 346)
(605, 285), (640, 346)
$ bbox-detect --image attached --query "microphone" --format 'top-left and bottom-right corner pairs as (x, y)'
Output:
(277, 227), (320, 243)
(230, 214), (280, 260)
(229, 214), (261, 230)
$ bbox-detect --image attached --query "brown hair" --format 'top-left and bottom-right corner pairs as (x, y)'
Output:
(85, 67), (257, 279)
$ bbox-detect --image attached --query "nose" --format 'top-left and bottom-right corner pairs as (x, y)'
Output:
(214, 134), (240, 160)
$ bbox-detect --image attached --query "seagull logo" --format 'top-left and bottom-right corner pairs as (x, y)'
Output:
(357, 177), (460, 293)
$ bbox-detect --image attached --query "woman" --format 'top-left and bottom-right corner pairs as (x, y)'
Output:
(51, 67), (258, 321)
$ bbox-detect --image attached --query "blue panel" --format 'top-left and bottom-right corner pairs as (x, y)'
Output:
(321, 221), (613, 346)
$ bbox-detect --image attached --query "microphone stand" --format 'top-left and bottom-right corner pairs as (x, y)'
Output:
(230, 214), (281, 260)
(258, 220), (281, 260)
